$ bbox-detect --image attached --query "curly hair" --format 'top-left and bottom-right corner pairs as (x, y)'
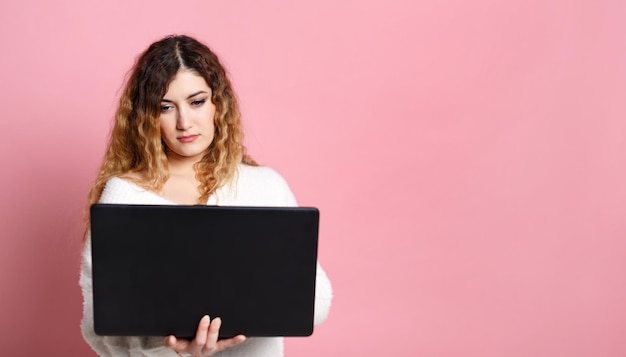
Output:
(87, 35), (256, 211)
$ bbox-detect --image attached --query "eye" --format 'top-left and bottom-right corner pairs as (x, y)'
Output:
(160, 104), (174, 113)
(191, 98), (206, 106)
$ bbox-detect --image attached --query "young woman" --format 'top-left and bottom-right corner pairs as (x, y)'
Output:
(80, 35), (332, 357)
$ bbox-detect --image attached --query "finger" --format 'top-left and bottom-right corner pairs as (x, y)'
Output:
(216, 334), (247, 351)
(163, 335), (175, 348)
(193, 315), (211, 347)
(202, 317), (221, 352)
(163, 335), (189, 351)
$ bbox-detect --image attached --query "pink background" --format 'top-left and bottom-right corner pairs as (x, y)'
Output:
(1, 0), (625, 356)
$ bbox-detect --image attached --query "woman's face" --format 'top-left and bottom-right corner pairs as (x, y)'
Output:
(159, 70), (216, 163)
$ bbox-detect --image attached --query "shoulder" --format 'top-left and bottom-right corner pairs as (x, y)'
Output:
(218, 164), (298, 206)
(99, 176), (171, 205)
(236, 164), (290, 187)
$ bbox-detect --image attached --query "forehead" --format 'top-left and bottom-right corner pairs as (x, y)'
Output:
(164, 70), (211, 97)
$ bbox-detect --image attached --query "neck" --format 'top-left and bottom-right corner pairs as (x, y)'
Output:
(165, 153), (201, 178)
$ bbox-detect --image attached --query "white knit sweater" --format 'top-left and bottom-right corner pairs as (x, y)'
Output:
(80, 164), (333, 357)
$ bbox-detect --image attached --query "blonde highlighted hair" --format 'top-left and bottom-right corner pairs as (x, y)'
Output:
(87, 35), (255, 212)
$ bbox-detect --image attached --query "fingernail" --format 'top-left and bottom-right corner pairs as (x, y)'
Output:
(202, 315), (210, 322)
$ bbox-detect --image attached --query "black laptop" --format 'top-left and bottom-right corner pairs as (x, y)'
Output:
(90, 203), (319, 339)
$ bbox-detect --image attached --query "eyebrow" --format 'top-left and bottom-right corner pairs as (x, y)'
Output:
(161, 91), (208, 102)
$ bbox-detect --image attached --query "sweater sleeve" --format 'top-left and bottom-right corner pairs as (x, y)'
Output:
(261, 167), (333, 327)
(229, 165), (333, 326)
(79, 178), (173, 357)
(80, 236), (172, 357)
(312, 263), (333, 326)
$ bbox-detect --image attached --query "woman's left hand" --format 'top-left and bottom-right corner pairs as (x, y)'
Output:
(164, 315), (246, 356)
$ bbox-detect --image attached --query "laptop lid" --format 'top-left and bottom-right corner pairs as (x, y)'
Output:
(90, 203), (319, 339)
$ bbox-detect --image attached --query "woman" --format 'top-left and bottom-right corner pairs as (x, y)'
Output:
(80, 34), (332, 357)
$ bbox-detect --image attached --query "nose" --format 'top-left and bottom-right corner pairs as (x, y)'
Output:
(176, 107), (192, 130)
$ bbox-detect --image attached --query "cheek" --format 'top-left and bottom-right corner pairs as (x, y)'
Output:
(159, 119), (172, 137)
(206, 108), (217, 129)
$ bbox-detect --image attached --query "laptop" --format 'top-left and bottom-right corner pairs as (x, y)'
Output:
(90, 203), (319, 339)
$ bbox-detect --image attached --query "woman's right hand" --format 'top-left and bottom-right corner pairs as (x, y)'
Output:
(164, 315), (246, 356)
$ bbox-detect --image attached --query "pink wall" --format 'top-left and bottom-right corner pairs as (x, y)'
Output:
(1, 0), (625, 356)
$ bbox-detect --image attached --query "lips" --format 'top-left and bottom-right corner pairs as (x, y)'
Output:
(177, 134), (199, 143)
